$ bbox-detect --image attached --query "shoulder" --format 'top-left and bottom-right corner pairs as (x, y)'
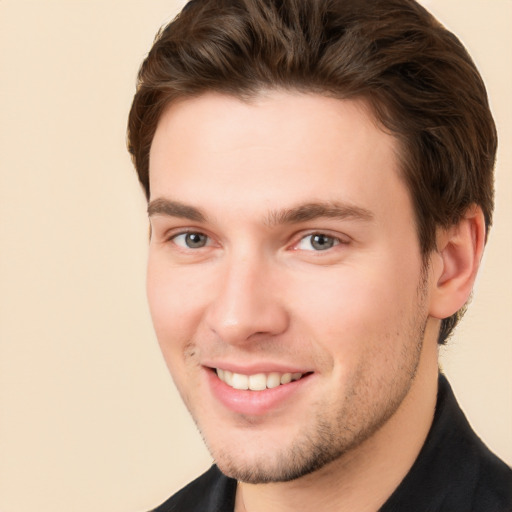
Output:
(433, 374), (512, 510)
(149, 465), (237, 512)
(442, 377), (512, 510)
(382, 374), (512, 512)
(471, 441), (512, 511)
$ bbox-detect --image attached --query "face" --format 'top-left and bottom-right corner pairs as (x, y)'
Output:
(147, 91), (433, 484)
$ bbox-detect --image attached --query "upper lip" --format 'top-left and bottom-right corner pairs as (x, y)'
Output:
(202, 360), (312, 375)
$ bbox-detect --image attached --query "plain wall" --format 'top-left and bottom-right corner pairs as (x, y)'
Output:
(0, 1), (510, 511)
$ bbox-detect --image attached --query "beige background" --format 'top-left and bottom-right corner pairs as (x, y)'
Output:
(0, 1), (510, 511)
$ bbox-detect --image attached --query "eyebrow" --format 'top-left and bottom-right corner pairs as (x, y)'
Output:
(147, 198), (207, 222)
(265, 201), (374, 226)
(147, 198), (374, 225)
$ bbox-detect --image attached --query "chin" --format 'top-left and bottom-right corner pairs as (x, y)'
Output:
(205, 418), (361, 484)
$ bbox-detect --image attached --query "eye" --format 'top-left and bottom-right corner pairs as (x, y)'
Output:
(172, 232), (210, 249)
(296, 233), (339, 251)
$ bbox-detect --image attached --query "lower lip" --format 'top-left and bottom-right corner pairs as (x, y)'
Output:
(206, 369), (312, 416)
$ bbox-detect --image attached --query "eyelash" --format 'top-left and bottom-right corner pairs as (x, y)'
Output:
(294, 233), (344, 252)
(169, 231), (212, 249)
(166, 230), (347, 253)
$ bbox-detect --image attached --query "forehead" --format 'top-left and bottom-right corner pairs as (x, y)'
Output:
(148, 91), (407, 221)
(151, 91), (392, 160)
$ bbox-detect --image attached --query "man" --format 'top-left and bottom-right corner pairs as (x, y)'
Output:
(127, 0), (512, 510)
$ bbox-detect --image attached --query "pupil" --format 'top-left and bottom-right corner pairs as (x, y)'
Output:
(312, 234), (334, 250)
(186, 233), (206, 248)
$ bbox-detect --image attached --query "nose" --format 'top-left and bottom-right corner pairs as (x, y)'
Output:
(205, 254), (289, 345)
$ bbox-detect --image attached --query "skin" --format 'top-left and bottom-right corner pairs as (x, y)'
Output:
(146, 91), (483, 511)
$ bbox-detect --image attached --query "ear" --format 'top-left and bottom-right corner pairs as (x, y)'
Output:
(429, 205), (486, 320)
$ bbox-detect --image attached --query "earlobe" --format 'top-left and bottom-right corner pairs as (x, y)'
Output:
(429, 205), (486, 320)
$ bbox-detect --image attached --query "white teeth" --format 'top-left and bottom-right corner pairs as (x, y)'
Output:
(232, 373), (249, 390)
(267, 372), (281, 389)
(280, 373), (292, 384)
(249, 373), (267, 391)
(216, 369), (304, 390)
(224, 370), (234, 386)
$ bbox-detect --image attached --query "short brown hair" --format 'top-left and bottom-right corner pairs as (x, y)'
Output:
(127, 0), (496, 343)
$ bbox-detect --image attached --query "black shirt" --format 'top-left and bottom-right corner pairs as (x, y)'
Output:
(151, 374), (512, 511)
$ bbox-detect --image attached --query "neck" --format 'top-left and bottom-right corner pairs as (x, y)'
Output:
(235, 323), (439, 512)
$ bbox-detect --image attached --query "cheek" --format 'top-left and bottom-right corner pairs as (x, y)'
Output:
(146, 257), (209, 357)
(289, 266), (399, 325)
(287, 259), (422, 354)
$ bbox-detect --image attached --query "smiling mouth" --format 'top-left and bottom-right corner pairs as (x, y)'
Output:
(215, 368), (308, 391)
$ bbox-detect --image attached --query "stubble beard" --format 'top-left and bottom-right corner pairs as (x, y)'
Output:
(202, 320), (426, 484)
(191, 276), (430, 485)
